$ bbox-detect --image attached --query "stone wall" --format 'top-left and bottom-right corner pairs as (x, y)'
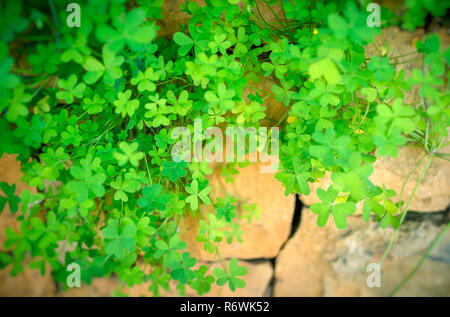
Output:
(0, 1), (449, 297)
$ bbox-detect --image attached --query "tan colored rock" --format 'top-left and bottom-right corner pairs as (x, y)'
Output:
(365, 26), (424, 105)
(0, 154), (36, 252)
(158, 0), (204, 37)
(243, 75), (288, 127)
(301, 146), (450, 212)
(0, 263), (56, 296)
(58, 278), (119, 297)
(158, 1), (285, 37)
(370, 147), (450, 212)
(273, 209), (335, 297)
(184, 162), (295, 260)
(274, 208), (450, 297)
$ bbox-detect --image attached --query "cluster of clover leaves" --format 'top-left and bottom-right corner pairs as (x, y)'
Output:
(0, 0), (449, 296)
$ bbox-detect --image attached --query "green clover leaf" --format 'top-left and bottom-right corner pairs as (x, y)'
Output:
(138, 184), (170, 212)
(185, 180), (212, 211)
(213, 258), (247, 292)
(162, 160), (188, 182)
(114, 142), (144, 167)
(102, 219), (137, 260)
(56, 74), (86, 104)
(0, 182), (20, 214)
(113, 90), (140, 118)
(130, 68), (160, 92)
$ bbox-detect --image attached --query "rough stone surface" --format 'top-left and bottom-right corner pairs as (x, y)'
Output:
(301, 146), (450, 212)
(158, 0), (204, 37)
(365, 26), (425, 105)
(184, 162), (296, 260)
(0, 154), (36, 252)
(274, 209), (450, 297)
(58, 278), (119, 297)
(0, 263), (56, 296)
(158, 1), (284, 37)
(243, 75), (288, 127)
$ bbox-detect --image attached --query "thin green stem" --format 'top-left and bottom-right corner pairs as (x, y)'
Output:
(389, 222), (450, 296)
(215, 244), (228, 274)
(48, 0), (60, 47)
(261, 0), (290, 33)
(144, 154), (153, 185)
(390, 58), (422, 65)
(378, 155), (432, 265)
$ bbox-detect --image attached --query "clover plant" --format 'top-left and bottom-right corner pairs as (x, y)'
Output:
(0, 0), (448, 296)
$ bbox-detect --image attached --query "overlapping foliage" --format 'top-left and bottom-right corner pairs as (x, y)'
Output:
(0, 0), (448, 296)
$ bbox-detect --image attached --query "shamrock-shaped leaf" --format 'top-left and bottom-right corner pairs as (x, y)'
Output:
(162, 160), (188, 182)
(0, 2), (28, 43)
(309, 128), (350, 168)
(96, 8), (156, 52)
(110, 175), (141, 202)
(170, 251), (197, 284)
(5, 86), (32, 122)
(136, 216), (156, 247)
(376, 99), (416, 134)
(113, 90), (140, 118)
(138, 184), (170, 212)
(28, 43), (60, 74)
(144, 94), (172, 127)
(56, 75), (86, 104)
(208, 32), (231, 55)
(275, 157), (311, 195)
(66, 155), (106, 203)
(310, 187), (356, 229)
(0, 182), (20, 214)
(173, 32), (194, 56)
(102, 219), (136, 259)
(213, 258), (247, 292)
(82, 45), (124, 84)
(114, 142), (144, 167)
(167, 90), (192, 116)
(130, 68), (160, 92)
(205, 83), (235, 112)
(154, 234), (187, 259)
(82, 95), (106, 115)
(188, 162), (212, 180)
(155, 129), (174, 150)
(185, 180), (212, 211)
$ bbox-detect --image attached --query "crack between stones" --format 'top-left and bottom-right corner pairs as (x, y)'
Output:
(234, 197), (449, 296)
(233, 16), (448, 298)
(234, 194), (303, 297)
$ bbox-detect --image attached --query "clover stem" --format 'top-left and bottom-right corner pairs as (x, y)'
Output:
(144, 154), (153, 185)
(378, 155), (432, 265)
(280, 2), (290, 30)
(274, 111), (289, 128)
(215, 244), (228, 274)
(389, 222), (450, 296)
(261, 0), (290, 33)
(353, 103), (370, 134)
(390, 58), (422, 65)
(48, 0), (60, 47)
